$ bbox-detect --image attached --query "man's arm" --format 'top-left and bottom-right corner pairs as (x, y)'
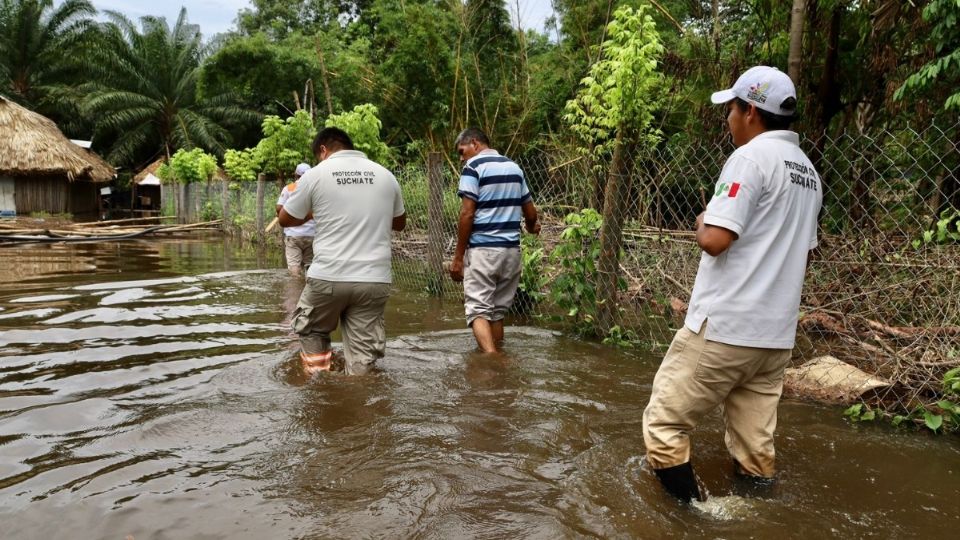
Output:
(279, 207), (309, 227)
(695, 211), (737, 257)
(275, 204), (283, 217)
(392, 213), (406, 231)
(449, 198), (476, 282)
(521, 201), (540, 235)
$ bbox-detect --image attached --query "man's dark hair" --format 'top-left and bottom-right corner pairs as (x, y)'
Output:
(734, 97), (797, 130)
(312, 126), (354, 155)
(455, 127), (490, 147)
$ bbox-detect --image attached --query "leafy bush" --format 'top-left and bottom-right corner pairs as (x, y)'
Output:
(158, 148), (217, 184)
(326, 104), (393, 166)
(513, 235), (548, 314)
(549, 208), (603, 335)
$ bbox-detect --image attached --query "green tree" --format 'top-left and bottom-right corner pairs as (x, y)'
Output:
(895, 0), (960, 110)
(85, 8), (259, 167)
(564, 4), (664, 334)
(0, 0), (96, 132)
(367, 0), (457, 146)
(255, 110), (316, 180)
(326, 103), (391, 164)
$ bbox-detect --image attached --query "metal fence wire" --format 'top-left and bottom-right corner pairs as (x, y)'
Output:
(165, 122), (960, 421)
(391, 122), (960, 422)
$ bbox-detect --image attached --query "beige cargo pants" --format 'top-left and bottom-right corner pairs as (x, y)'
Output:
(291, 278), (391, 375)
(284, 236), (314, 275)
(642, 322), (791, 478)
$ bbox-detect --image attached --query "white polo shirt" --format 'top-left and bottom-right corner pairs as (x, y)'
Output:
(276, 181), (316, 237)
(283, 150), (405, 283)
(685, 130), (822, 349)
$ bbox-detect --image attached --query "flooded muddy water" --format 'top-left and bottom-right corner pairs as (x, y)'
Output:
(0, 240), (957, 539)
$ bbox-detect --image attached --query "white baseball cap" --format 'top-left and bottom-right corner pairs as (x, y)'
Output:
(710, 66), (797, 117)
(294, 163), (311, 177)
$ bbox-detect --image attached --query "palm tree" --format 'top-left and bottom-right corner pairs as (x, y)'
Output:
(86, 8), (259, 167)
(0, 0), (96, 131)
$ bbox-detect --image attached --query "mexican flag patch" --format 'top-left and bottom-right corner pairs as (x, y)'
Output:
(715, 182), (741, 198)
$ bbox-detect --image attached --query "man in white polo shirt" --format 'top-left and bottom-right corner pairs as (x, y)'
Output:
(642, 66), (822, 502)
(279, 127), (406, 375)
(276, 162), (315, 276)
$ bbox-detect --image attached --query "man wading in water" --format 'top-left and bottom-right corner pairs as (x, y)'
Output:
(642, 66), (822, 502)
(279, 127), (406, 375)
(448, 128), (540, 353)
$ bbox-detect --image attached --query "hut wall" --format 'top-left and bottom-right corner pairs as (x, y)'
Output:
(14, 177), (68, 214)
(68, 181), (98, 216)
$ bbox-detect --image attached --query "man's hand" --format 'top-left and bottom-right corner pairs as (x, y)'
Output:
(449, 257), (464, 282)
(695, 211), (705, 231)
(526, 219), (541, 235)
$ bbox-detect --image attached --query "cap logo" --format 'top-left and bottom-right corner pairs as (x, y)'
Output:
(746, 81), (770, 103)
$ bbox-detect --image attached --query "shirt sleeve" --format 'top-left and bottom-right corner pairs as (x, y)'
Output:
(283, 179), (310, 220)
(703, 154), (764, 236)
(392, 176), (405, 217)
(277, 186), (289, 206)
(457, 166), (479, 201)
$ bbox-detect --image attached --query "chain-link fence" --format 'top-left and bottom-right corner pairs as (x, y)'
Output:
(158, 122), (959, 422)
(392, 122), (960, 424)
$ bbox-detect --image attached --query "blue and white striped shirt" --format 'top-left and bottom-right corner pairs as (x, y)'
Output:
(457, 150), (532, 248)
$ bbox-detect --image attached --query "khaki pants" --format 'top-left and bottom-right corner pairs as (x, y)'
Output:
(642, 322), (791, 477)
(284, 236), (314, 273)
(291, 278), (391, 375)
(463, 247), (521, 326)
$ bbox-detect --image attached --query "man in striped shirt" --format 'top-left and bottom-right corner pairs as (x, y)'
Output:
(449, 128), (540, 353)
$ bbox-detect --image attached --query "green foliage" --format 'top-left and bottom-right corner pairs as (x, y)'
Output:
(158, 148), (217, 184)
(396, 166), (459, 230)
(325, 104), (392, 165)
(0, 0), (96, 132)
(602, 325), (641, 348)
(563, 5), (664, 160)
(847, 368), (960, 433)
(512, 234), (548, 315)
(255, 110), (315, 179)
(84, 8), (259, 166)
(369, 0), (456, 140)
(894, 0), (960, 110)
(223, 148), (260, 182)
(912, 208), (960, 248)
(199, 31), (319, 134)
(549, 208), (603, 335)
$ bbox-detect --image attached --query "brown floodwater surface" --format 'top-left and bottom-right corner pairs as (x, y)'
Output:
(0, 240), (957, 539)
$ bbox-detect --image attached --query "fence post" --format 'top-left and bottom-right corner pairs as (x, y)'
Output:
(221, 179), (229, 232)
(596, 139), (632, 334)
(427, 152), (445, 295)
(177, 182), (187, 224)
(256, 173), (266, 243)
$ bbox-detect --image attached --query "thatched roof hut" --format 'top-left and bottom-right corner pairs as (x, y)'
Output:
(0, 96), (114, 182)
(0, 95), (116, 217)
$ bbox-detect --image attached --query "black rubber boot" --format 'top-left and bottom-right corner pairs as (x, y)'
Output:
(654, 462), (704, 503)
(732, 460), (777, 498)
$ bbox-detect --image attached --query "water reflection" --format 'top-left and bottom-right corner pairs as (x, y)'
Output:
(0, 240), (957, 539)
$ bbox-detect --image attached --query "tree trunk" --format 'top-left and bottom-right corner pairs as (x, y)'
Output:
(787, 0), (806, 84)
(596, 132), (633, 334)
(316, 40), (334, 117)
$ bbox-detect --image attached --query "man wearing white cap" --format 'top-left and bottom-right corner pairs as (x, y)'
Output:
(642, 66), (822, 502)
(276, 162), (316, 276)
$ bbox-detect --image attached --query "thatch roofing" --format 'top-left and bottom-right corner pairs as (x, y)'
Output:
(0, 95), (115, 183)
(133, 158), (164, 184)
